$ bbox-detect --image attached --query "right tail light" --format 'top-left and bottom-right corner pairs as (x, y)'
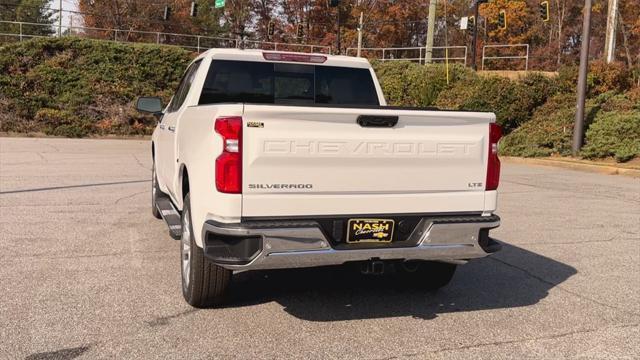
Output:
(486, 123), (502, 191)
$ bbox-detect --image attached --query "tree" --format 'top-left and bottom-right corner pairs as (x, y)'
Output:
(66, 0), (638, 73)
(347, 0), (429, 49)
(188, 0), (229, 44)
(0, 0), (55, 37)
(616, 0), (640, 72)
(250, 0), (278, 41)
(78, 0), (227, 44)
(222, 0), (255, 39)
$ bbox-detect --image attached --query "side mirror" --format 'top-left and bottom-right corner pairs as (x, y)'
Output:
(136, 96), (163, 115)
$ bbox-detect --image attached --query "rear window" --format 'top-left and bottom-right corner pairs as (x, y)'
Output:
(199, 60), (379, 106)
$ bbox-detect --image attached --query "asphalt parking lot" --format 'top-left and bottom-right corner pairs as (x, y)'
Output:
(1, 137), (639, 359)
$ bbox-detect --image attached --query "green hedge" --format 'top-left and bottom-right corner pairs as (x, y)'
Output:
(557, 61), (634, 96)
(1, 38), (637, 162)
(372, 61), (474, 107)
(501, 90), (640, 162)
(499, 94), (596, 157)
(582, 110), (640, 162)
(434, 73), (558, 132)
(373, 61), (559, 133)
(375, 60), (638, 162)
(0, 37), (193, 136)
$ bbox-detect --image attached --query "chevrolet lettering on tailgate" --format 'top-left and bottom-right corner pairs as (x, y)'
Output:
(262, 139), (481, 158)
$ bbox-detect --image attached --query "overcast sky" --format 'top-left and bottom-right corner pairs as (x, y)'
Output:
(49, 0), (79, 27)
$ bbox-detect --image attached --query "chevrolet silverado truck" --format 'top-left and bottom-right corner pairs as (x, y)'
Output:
(136, 49), (502, 307)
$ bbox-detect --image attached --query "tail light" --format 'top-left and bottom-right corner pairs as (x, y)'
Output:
(215, 117), (242, 193)
(486, 123), (502, 191)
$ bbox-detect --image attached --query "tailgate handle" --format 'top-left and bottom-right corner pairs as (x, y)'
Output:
(357, 115), (398, 128)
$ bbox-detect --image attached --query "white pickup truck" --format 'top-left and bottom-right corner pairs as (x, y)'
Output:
(136, 49), (502, 307)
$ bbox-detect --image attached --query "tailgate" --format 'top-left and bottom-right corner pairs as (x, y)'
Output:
(241, 105), (493, 217)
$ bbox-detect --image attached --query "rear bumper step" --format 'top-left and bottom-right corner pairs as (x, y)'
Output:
(202, 214), (500, 270)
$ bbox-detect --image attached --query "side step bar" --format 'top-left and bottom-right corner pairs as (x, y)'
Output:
(155, 197), (182, 240)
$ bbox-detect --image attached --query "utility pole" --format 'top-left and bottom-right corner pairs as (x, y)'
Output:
(573, 0), (593, 156)
(336, 7), (341, 54)
(357, 12), (363, 57)
(58, 0), (62, 37)
(425, 0), (437, 64)
(329, 0), (341, 54)
(604, 0), (618, 63)
(470, 0), (485, 70)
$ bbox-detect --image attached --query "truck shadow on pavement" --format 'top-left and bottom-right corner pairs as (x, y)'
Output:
(228, 241), (577, 321)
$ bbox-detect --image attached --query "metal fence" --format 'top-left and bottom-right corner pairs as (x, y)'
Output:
(345, 46), (468, 65)
(481, 44), (530, 71)
(0, 20), (331, 54)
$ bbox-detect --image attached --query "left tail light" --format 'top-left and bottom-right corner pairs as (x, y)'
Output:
(486, 123), (502, 191)
(214, 117), (242, 193)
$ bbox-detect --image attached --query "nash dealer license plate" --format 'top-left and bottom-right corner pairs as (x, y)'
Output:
(346, 219), (395, 243)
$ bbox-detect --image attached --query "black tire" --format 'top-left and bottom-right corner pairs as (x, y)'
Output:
(181, 194), (232, 307)
(151, 161), (162, 219)
(396, 261), (457, 291)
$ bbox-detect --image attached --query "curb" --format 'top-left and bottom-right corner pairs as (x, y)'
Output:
(502, 156), (640, 178)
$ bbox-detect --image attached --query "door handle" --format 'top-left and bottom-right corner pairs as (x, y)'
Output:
(168, 126), (176, 132)
(357, 115), (398, 128)
(159, 124), (165, 130)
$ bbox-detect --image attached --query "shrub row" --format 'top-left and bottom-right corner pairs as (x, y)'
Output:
(0, 37), (194, 137)
(499, 93), (596, 158)
(372, 61), (475, 107)
(373, 61), (560, 132)
(1, 38), (637, 161)
(500, 89), (640, 162)
(582, 110), (640, 162)
(374, 59), (638, 162)
(435, 73), (558, 132)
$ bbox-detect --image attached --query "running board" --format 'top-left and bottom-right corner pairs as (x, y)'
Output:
(156, 197), (182, 240)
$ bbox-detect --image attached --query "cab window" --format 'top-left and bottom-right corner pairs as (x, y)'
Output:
(168, 60), (202, 112)
(199, 60), (379, 106)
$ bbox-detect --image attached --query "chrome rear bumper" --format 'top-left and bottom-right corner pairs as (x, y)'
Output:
(202, 215), (500, 271)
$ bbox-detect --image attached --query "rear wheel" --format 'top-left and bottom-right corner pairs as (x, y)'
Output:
(397, 261), (457, 291)
(181, 194), (232, 307)
(151, 161), (162, 219)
